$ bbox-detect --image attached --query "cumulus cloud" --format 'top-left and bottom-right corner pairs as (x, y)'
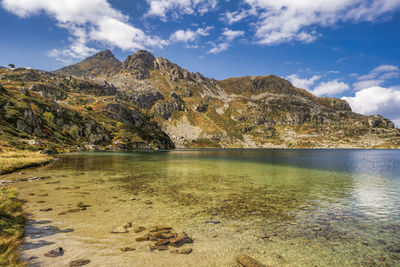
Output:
(146, 0), (217, 21)
(222, 28), (245, 41)
(170, 26), (213, 43)
(206, 28), (244, 54)
(312, 79), (350, 96)
(1, 0), (166, 63)
(207, 42), (230, 54)
(237, 0), (400, 45)
(342, 86), (400, 126)
(287, 74), (321, 90)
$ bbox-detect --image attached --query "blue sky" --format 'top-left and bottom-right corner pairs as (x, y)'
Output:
(1, 0), (400, 125)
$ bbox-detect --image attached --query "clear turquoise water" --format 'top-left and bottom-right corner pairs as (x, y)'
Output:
(7, 149), (400, 266)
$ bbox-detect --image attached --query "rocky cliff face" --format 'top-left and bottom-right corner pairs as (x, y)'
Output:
(31, 50), (400, 149)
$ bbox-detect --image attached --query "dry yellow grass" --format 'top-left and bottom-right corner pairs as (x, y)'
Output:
(0, 150), (53, 174)
(0, 187), (26, 266)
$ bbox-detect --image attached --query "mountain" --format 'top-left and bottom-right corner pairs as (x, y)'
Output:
(55, 50), (400, 149)
(55, 50), (122, 79)
(0, 50), (398, 152)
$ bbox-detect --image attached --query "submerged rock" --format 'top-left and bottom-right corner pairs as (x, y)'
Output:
(39, 208), (53, 212)
(69, 259), (90, 266)
(44, 247), (64, 258)
(110, 226), (129, 233)
(170, 248), (192, 254)
(237, 255), (266, 267)
(169, 232), (193, 247)
(133, 227), (146, 233)
(120, 247), (136, 252)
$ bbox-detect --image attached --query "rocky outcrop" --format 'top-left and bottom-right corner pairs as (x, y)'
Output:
(122, 50), (155, 80)
(154, 93), (186, 120)
(29, 83), (67, 100)
(319, 97), (352, 112)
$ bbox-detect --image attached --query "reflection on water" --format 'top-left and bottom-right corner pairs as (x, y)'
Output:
(5, 149), (400, 266)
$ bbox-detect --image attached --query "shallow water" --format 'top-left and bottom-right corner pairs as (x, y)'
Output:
(4, 149), (400, 266)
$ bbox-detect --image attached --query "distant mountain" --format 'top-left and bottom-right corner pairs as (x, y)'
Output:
(1, 50), (399, 150)
(56, 50), (122, 79)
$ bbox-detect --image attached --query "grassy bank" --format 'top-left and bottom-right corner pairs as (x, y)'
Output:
(0, 187), (25, 266)
(0, 150), (53, 175)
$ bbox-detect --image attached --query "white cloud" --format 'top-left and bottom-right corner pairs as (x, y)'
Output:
(206, 28), (244, 54)
(207, 42), (230, 54)
(342, 86), (400, 126)
(146, 0), (217, 21)
(239, 0), (400, 45)
(221, 9), (254, 24)
(2, 0), (166, 63)
(358, 64), (399, 80)
(222, 28), (245, 41)
(353, 79), (384, 90)
(312, 79), (350, 96)
(170, 26), (213, 43)
(287, 74), (320, 90)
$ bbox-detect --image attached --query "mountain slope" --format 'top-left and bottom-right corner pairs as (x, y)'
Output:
(21, 50), (400, 149)
(0, 67), (174, 152)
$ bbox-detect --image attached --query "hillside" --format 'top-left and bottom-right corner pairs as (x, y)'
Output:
(0, 67), (174, 152)
(0, 50), (399, 152)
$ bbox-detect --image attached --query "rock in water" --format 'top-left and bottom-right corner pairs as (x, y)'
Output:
(69, 259), (90, 266)
(120, 247), (136, 252)
(237, 255), (266, 267)
(44, 247), (64, 257)
(169, 232), (193, 247)
(170, 248), (192, 254)
(110, 226), (128, 233)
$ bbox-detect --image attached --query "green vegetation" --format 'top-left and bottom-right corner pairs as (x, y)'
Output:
(0, 187), (25, 267)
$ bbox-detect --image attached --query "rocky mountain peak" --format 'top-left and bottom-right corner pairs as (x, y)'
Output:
(122, 50), (156, 80)
(56, 49), (121, 78)
(93, 49), (116, 60)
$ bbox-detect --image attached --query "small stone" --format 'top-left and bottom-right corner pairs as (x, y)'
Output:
(169, 232), (193, 247)
(44, 247), (64, 257)
(40, 208), (53, 212)
(123, 222), (132, 228)
(58, 211), (68, 215)
(36, 200), (45, 203)
(111, 226), (128, 233)
(160, 233), (175, 239)
(171, 248), (192, 254)
(67, 208), (81, 213)
(77, 202), (90, 208)
(133, 227), (146, 233)
(69, 259), (90, 266)
(271, 253), (285, 261)
(136, 234), (151, 241)
(237, 255), (265, 267)
(155, 240), (170, 246)
(120, 247), (135, 252)
(205, 220), (221, 224)
(157, 245), (169, 251)
(158, 226), (172, 231)
(145, 200), (152, 205)
(149, 227), (158, 232)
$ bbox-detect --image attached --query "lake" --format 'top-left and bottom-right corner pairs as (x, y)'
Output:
(5, 149), (400, 266)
